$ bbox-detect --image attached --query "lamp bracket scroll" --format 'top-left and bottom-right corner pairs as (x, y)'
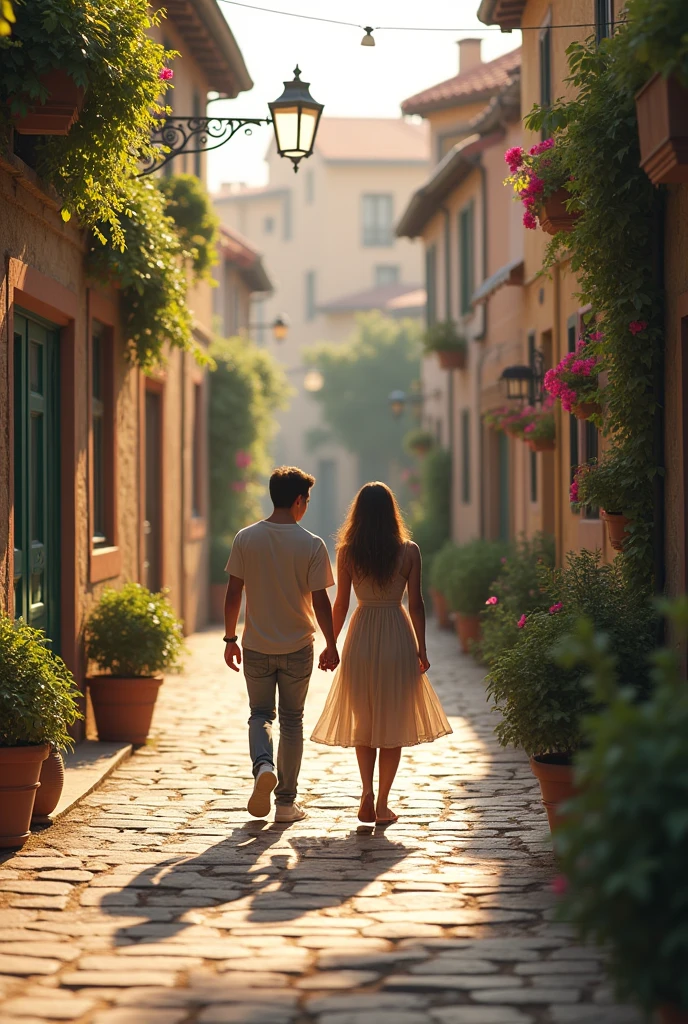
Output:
(138, 116), (272, 177)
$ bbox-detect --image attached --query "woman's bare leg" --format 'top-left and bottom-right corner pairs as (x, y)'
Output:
(376, 747), (402, 823)
(355, 746), (377, 822)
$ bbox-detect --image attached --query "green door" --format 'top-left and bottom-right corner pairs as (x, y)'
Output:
(13, 312), (61, 644)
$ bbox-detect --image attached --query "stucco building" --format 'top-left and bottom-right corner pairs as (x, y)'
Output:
(1, 2), (253, 737)
(213, 118), (429, 542)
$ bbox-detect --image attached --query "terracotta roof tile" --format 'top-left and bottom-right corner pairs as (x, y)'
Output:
(402, 47), (521, 116)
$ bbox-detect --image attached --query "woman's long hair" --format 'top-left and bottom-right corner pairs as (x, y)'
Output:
(337, 482), (410, 588)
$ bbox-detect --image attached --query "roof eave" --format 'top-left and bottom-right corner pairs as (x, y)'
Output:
(477, 0), (525, 30)
(401, 86), (505, 118)
(239, 258), (273, 295)
(166, 0), (253, 97)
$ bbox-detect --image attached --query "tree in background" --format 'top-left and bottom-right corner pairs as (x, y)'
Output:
(409, 446), (451, 565)
(209, 337), (290, 581)
(304, 312), (421, 486)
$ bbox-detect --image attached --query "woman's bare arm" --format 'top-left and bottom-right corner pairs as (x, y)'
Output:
(407, 543), (430, 672)
(332, 549), (352, 640)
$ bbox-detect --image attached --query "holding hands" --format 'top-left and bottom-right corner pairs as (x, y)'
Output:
(319, 644), (340, 671)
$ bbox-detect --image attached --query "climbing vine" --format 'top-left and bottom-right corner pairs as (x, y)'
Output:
(159, 174), (220, 283)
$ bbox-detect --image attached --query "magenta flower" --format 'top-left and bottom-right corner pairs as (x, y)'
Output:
(570, 480), (579, 504)
(159, 68), (174, 81)
(235, 450), (252, 469)
(529, 138), (555, 156)
(485, 596), (499, 606)
(629, 320), (647, 335)
(504, 146), (524, 172)
(549, 601), (563, 615)
(523, 210), (538, 230)
(552, 875), (569, 896)
(501, 556), (507, 565)
(517, 614), (527, 629)
(589, 330), (604, 342)
(231, 480), (247, 493)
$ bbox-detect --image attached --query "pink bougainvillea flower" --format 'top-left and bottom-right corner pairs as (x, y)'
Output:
(501, 556), (507, 565)
(552, 875), (569, 896)
(159, 67), (174, 81)
(589, 330), (605, 342)
(529, 138), (555, 156)
(570, 480), (579, 503)
(549, 601), (564, 615)
(504, 145), (524, 172)
(231, 480), (247, 492)
(517, 614), (527, 629)
(523, 210), (537, 230)
(235, 450), (252, 469)
(629, 320), (647, 335)
(485, 596), (499, 606)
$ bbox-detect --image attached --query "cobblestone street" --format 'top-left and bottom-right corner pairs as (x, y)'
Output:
(0, 622), (642, 1024)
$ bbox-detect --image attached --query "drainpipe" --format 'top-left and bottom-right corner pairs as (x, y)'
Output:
(442, 206), (454, 533)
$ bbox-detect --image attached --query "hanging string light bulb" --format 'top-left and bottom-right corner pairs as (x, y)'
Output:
(361, 26), (375, 46)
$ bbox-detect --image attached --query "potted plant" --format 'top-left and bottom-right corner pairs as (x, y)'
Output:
(404, 427), (436, 458)
(445, 540), (509, 654)
(428, 541), (456, 630)
(0, 615), (82, 847)
(422, 320), (468, 371)
(486, 551), (655, 831)
(13, 69), (86, 135)
(504, 138), (578, 234)
(85, 583), (185, 745)
(523, 400), (556, 452)
(572, 459), (631, 551)
(554, 598), (688, 1021)
(543, 338), (602, 420)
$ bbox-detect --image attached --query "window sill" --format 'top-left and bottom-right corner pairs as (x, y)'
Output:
(90, 545), (122, 583)
(187, 516), (207, 541)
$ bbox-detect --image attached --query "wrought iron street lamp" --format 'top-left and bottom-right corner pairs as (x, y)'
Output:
(249, 314), (290, 343)
(269, 67), (324, 173)
(389, 390), (407, 418)
(388, 387), (441, 418)
(500, 348), (545, 404)
(139, 68), (323, 177)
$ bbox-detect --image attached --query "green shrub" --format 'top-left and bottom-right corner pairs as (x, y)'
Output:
(0, 616), (82, 749)
(85, 583), (185, 678)
(422, 320), (466, 355)
(554, 598), (688, 1012)
(477, 532), (555, 667)
(403, 427), (436, 456)
(210, 537), (231, 586)
(486, 550), (656, 757)
(158, 174), (220, 283)
(429, 540), (457, 597)
(410, 447), (451, 566)
(444, 539), (509, 616)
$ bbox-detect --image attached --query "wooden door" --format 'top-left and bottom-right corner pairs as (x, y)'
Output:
(13, 313), (60, 643)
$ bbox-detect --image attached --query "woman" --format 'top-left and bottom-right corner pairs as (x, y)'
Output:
(311, 482), (451, 825)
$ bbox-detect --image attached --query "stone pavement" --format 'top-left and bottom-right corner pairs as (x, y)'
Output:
(0, 621), (642, 1024)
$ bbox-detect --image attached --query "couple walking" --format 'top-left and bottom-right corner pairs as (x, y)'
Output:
(223, 466), (451, 825)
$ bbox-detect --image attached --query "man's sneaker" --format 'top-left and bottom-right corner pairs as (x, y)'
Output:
(247, 764), (277, 818)
(275, 802), (307, 823)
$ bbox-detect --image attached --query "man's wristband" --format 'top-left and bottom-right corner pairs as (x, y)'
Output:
(223, 635), (238, 644)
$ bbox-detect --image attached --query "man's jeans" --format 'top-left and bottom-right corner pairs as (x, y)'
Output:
(243, 645), (314, 806)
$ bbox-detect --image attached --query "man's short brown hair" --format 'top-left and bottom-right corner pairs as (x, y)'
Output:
(269, 466), (315, 509)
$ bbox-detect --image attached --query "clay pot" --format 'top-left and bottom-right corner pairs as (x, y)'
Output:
(437, 348), (467, 371)
(0, 744), (49, 848)
(529, 755), (575, 832)
(430, 588), (451, 630)
(527, 437), (556, 453)
(601, 511), (631, 552)
(13, 70), (86, 136)
(572, 401), (601, 421)
(635, 73), (688, 186)
(538, 188), (579, 235)
(658, 1006), (688, 1024)
(32, 748), (65, 818)
(454, 613), (481, 655)
(87, 676), (163, 745)
(209, 582), (226, 624)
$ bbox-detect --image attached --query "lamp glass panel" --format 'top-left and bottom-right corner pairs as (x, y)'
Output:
(297, 109), (317, 153)
(273, 107), (300, 154)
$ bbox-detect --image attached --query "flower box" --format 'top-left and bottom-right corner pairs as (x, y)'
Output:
(527, 437), (556, 453)
(635, 73), (688, 186)
(13, 70), (86, 136)
(437, 348), (466, 371)
(572, 401), (601, 421)
(538, 188), (579, 235)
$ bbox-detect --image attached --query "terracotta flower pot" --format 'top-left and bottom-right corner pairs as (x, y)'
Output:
(437, 348), (467, 371)
(572, 401), (601, 421)
(658, 1006), (688, 1024)
(209, 582), (226, 624)
(32, 748), (65, 818)
(538, 188), (579, 235)
(13, 69), (86, 136)
(454, 613), (481, 655)
(527, 437), (556, 453)
(601, 511), (631, 552)
(0, 744), (49, 848)
(87, 676), (163, 745)
(529, 755), (575, 833)
(635, 73), (688, 186)
(430, 588), (451, 630)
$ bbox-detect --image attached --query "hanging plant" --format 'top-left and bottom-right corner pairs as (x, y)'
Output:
(158, 174), (220, 283)
(544, 337), (603, 419)
(523, 400), (556, 451)
(504, 138), (571, 231)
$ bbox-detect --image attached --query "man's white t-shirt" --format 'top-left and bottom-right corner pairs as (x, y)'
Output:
(226, 520), (335, 655)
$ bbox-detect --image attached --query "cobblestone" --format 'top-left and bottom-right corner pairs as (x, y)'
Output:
(0, 622), (642, 1023)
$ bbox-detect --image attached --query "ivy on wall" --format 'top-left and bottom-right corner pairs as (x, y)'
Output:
(159, 174), (220, 283)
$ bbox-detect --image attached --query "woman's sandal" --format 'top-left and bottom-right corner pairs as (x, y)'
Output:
(358, 792), (376, 824)
(375, 812), (399, 826)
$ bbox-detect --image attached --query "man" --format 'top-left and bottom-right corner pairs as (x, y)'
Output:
(224, 466), (339, 823)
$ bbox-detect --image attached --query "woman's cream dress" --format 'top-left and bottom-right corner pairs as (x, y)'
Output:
(311, 545), (452, 749)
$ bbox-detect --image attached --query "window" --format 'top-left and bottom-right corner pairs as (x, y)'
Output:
(362, 194), (394, 247)
(539, 16), (552, 138)
(595, 0), (613, 43)
(425, 245), (437, 326)
(91, 320), (113, 547)
(305, 170), (314, 205)
(567, 317), (579, 509)
(283, 192), (292, 241)
(305, 270), (316, 321)
(192, 383), (203, 518)
(461, 409), (471, 504)
(192, 92), (202, 178)
(264, 216), (275, 234)
(459, 202), (475, 316)
(375, 265), (400, 287)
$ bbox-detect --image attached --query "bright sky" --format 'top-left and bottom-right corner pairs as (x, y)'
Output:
(206, 0), (521, 191)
